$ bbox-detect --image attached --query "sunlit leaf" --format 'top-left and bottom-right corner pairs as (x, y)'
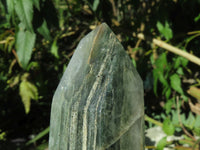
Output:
(16, 29), (36, 69)
(180, 56), (188, 67)
(155, 53), (167, 73)
(93, 0), (100, 11)
(132, 58), (136, 67)
(171, 110), (179, 125)
(174, 57), (181, 69)
(184, 112), (195, 129)
(153, 53), (168, 95)
(15, 0), (33, 31)
(157, 21), (173, 40)
(194, 115), (200, 135)
(170, 73), (184, 94)
(157, 21), (164, 33)
(0, 129), (6, 141)
(163, 118), (175, 135)
(194, 13), (200, 22)
(51, 39), (59, 58)
(37, 20), (51, 40)
(158, 72), (168, 87)
(19, 80), (38, 114)
(165, 98), (174, 114)
(165, 88), (171, 99)
(7, 0), (15, 16)
(156, 136), (167, 150)
(176, 67), (184, 75)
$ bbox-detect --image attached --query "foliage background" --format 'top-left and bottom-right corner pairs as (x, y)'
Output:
(0, 0), (200, 149)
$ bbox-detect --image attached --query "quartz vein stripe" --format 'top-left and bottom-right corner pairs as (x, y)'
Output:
(93, 63), (114, 150)
(82, 38), (115, 150)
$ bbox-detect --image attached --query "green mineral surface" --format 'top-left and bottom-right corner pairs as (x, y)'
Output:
(49, 23), (144, 150)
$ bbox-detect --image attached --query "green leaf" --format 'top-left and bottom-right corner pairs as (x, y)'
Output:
(174, 57), (181, 69)
(180, 113), (187, 125)
(6, 0), (15, 24)
(155, 53), (167, 73)
(184, 112), (195, 129)
(19, 80), (38, 114)
(7, 75), (20, 87)
(153, 53), (168, 95)
(7, 0), (15, 15)
(194, 115), (200, 128)
(0, 129), (6, 141)
(156, 137), (167, 150)
(163, 118), (175, 135)
(174, 56), (188, 68)
(176, 67), (184, 75)
(27, 61), (40, 71)
(16, 29), (36, 69)
(194, 13), (200, 22)
(194, 115), (200, 135)
(15, 0), (33, 31)
(37, 20), (51, 40)
(165, 98), (174, 114)
(157, 21), (173, 40)
(170, 74), (184, 94)
(171, 110), (179, 125)
(50, 39), (59, 58)
(132, 58), (136, 68)
(165, 88), (171, 99)
(180, 56), (188, 67)
(93, 0), (100, 11)
(156, 21), (164, 33)
(158, 72), (168, 87)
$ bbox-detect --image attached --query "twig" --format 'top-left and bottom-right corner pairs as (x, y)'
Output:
(68, 29), (87, 50)
(188, 31), (200, 35)
(137, 33), (200, 66)
(176, 96), (196, 141)
(145, 146), (156, 149)
(0, 37), (14, 44)
(174, 146), (194, 150)
(135, 38), (142, 48)
(109, 0), (117, 17)
(145, 115), (163, 127)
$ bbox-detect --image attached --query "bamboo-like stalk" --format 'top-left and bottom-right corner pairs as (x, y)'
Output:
(137, 33), (200, 66)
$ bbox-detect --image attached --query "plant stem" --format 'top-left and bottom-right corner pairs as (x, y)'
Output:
(137, 33), (200, 66)
(145, 115), (163, 127)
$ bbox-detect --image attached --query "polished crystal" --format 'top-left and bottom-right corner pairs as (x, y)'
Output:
(49, 23), (144, 150)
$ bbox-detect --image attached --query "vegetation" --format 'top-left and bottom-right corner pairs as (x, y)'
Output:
(0, 0), (200, 149)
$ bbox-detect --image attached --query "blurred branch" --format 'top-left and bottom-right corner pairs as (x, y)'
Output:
(176, 96), (196, 142)
(109, 0), (117, 17)
(137, 33), (200, 66)
(26, 127), (49, 146)
(0, 37), (14, 44)
(145, 115), (163, 127)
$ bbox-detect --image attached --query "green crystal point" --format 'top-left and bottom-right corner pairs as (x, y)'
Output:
(49, 23), (144, 150)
